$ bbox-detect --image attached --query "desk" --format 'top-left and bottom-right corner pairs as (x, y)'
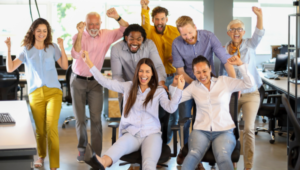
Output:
(259, 71), (300, 99)
(0, 101), (37, 170)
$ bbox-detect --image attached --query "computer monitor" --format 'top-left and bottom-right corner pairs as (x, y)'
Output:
(291, 57), (300, 79)
(274, 54), (288, 72)
(0, 55), (3, 65)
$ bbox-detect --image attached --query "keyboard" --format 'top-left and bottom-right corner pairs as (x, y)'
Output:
(0, 113), (15, 125)
(264, 72), (278, 79)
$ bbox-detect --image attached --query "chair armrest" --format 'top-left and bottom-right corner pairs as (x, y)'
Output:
(108, 122), (119, 128)
(267, 94), (282, 99)
(265, 89), (277, 93)
(179, 117), (192, 126)
(171, 125), (180, 131)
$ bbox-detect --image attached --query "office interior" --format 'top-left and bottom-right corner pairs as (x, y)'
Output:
(0, 0), (299, 170)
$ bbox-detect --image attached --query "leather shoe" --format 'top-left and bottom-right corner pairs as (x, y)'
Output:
(84, 143), (105, 170)
(176, 149), (185, 165)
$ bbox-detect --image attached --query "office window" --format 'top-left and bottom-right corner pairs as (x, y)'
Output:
(233, 0), (297, 54)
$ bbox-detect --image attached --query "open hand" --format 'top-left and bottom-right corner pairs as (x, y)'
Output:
(4, 37), (11, 49)
(227, 55), (243, 66)
(106, 8), (119, 20)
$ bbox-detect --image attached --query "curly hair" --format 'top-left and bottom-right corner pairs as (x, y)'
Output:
(123, 24), (147, 43)
(151, 6), (168, 18)
(21, 18), (53, 51)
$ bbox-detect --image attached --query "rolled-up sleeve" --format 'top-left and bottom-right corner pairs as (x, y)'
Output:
(248, 27), (265, 49)
(71, 34), (82, 59)
(148, 40), (166, 82)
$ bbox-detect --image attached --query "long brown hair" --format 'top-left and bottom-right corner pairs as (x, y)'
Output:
(124, 58), (159, 117)
(21, 18), (53, 51)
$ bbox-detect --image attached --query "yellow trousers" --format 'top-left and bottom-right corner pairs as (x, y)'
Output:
(29, 86), (62, 168)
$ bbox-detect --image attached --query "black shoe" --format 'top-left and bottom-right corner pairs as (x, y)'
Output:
(84, 143), (105, 170)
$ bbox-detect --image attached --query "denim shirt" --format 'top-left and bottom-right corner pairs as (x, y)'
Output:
(90, 66), (182, 138)
(219, 27), (265, 94)
(17, 44), (62, 94)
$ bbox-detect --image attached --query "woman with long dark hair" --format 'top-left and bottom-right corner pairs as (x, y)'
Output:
(4, 18), (68, 170)
(170, 55), (254, 170)
(80, 51), (184, 170)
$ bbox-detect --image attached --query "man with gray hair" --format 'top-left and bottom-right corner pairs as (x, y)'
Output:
(70, 8), (129, 162)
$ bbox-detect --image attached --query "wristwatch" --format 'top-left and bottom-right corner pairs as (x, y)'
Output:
(116, 16), (122, 22)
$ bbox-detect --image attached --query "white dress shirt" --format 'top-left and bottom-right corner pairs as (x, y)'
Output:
(170, 64), (254, 131)
(90, 66), (182, 137)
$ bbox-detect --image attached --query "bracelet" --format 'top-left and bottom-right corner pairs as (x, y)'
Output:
(116, 16), (121, 22)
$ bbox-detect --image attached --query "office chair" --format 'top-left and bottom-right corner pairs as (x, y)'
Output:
(282, 94), (300, 170)
(0, 66), (19, 100)
(178, 92), (240, 170)
(62, 64), (89, 128)
(256, 85), (287, 144)
(108, 111), (180, 169)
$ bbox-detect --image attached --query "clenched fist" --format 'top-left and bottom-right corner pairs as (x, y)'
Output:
(106, 8), (119, 20)
(4, 37), (11, 50)
(76, 21), (86, 34)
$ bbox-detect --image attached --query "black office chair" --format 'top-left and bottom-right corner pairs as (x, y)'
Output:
(0, 66), (19, 100)
(108, 111), (180, 169)
(282, 94), (300, 170)
(61, 64), (89, 128)
(256, 85), (287, 144)
(178, 92), (240, 170)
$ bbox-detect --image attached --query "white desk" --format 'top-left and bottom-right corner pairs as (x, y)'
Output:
(259, 72), (300, 99)
(0, 101), (37, 170)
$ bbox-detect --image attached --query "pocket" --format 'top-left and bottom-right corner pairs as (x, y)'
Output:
(45, 57), (56, 70)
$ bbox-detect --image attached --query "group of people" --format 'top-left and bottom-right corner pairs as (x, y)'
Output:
(4, 0), (264, 169)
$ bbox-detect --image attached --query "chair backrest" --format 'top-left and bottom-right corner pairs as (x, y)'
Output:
(64, 64), (73, 103)
(281, 94), (300, 170)
(258, 85), (265, 107)
(160, 111), (170, 144)
(0, 66), (19, 100)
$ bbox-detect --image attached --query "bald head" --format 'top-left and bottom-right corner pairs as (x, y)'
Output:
(86, 12), (101, 37)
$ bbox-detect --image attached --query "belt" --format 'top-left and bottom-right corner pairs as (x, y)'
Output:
(167, 73), (176, 77)
(74, 74), (94, 80)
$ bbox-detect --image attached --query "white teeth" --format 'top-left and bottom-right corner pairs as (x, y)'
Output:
(141, 77), (148, 80)
(131, 45), (138, 48)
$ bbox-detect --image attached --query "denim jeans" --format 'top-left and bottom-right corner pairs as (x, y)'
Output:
(158, 75), (179, 144)
(182, 129), (236, 170)
(178, 98), (194, 145)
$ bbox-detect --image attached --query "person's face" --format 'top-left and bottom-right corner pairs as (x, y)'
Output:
(34, 24), (47, 42)
(178, 24), (197, 45)
(138, 63), (153, 87)
(193, 62), (212, 87)
(86, 15), (101, 37)
(152, 12), (168, 34)
(125, 31), (144, 53)
(227, 23), (245, 44)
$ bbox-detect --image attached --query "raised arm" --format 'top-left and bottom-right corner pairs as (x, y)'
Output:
(225, 56), (254, 92)
(73, 21), (85, 53)
(106, 8), (129, 28)
(169, 75), (193, 103)
(4, 37), (22, 73)
(140, 0), (151, 38)
(56, 38), (68, 70)
(82, 51), (126, 93)
(148, 40), (167, 83)
(248, 7), (265, 49)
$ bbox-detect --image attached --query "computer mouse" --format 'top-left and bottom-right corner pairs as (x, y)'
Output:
(275, 77), (280, 80)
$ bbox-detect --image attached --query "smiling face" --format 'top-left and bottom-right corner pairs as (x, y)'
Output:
(152, 12), (168, 34)
(86, 14), (101, 37)
(227, 23), (245, 44)
(178, 24), (197, 45)
(34, 24), (48, 43)
(125, 31), (144, 53)
(193, 62), (212, 87)
(138, 63), (153, 87)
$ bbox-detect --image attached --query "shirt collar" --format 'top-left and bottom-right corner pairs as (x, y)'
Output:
(183, 30), (200, 45)
(196, 77), (217, 85)
(138, 86), (151, 94)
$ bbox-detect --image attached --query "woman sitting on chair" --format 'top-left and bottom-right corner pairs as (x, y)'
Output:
(170, 55), (254, 170)
(80, 51), (184, 170)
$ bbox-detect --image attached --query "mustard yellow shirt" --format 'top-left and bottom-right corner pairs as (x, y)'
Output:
(141, 7), (180, 75)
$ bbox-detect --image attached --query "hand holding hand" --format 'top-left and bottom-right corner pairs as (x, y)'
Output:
(252, 6), (262, 17)
(227, 55), (243, 66)
(177, 75), (185, 90)
(81, 51), (94, 68)
(77, 21), (86, 34)
(4, 37), (11, 50)
(106, 8), (119, 20)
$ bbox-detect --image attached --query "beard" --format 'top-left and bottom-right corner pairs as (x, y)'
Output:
(87, 28), (99, 37)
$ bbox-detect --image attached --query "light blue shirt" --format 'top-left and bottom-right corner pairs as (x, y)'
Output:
(17, 44), (62, 94)
(219, 27), (265, 94)
(90, 66), (182, 138)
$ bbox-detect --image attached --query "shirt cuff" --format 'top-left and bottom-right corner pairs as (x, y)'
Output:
(71, 47), (82, 59)
(90, 66), (98, 74)
(172, 60), (185, 68)
(254, 27), (265, 37)
(237, 64), (248, 75)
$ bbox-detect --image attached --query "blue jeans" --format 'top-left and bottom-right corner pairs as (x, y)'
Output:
(178, 98), (194, 145)
(182, 129), (236, 170)
(159, 75), (179, 144)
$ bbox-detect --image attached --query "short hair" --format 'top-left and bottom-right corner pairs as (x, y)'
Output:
(176, 16), (195, 29)
(123, 24), (147, 43)
(86, 12), (101, 21)
(227, 19), (245, 31)
(192, 55), (216, 77)
(151, 6), (168, 18)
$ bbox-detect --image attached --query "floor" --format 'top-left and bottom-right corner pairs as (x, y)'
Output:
(27, 102), (288, 170)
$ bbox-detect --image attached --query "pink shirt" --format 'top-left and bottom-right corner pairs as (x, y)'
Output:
(71, 26), (126, 77)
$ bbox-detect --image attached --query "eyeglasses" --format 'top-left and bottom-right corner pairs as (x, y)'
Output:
(229, 28), (244, 32)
